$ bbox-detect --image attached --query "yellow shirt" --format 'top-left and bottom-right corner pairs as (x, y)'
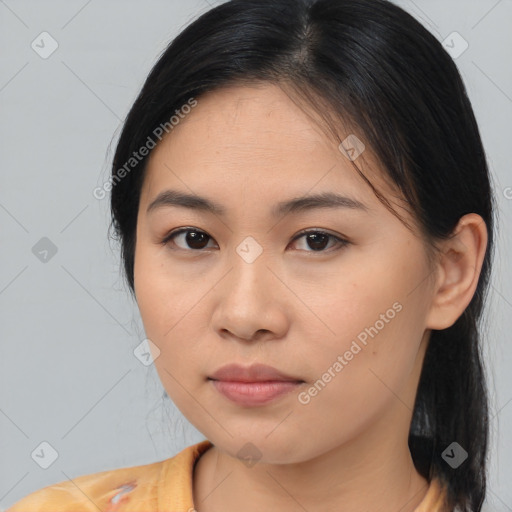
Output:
(6, 440), (449, 511)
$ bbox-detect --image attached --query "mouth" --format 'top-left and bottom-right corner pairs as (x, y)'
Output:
(208, 363), (305, 407)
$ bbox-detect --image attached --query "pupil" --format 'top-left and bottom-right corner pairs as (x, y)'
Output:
(187, 231), (208, 249)
(307, 233), (328, 251)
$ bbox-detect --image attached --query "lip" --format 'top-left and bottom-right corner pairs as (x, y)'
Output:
(209, 363), (303, 382)
(208, 363), (304, 407)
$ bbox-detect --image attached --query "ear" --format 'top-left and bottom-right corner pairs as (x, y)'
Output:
(425, 213), (488, 330)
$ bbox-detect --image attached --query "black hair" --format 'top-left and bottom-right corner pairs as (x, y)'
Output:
(109, 1), (496, 510)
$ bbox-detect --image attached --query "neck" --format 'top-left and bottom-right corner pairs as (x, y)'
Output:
(193, 408), (429, 512)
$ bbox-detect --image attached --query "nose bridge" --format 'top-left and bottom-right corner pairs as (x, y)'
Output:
(217, 234), (282, 320)
(229, 235), (271, 297)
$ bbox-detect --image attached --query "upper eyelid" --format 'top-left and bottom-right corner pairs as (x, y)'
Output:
(292, 227), (344, 239)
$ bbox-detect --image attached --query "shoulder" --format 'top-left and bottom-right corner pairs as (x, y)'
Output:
(414, 476), (453, 512)
(6, 440), (213, 512)
(5, 459), (163, 512)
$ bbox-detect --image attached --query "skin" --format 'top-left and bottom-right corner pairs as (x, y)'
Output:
(133, 83), (488, 512)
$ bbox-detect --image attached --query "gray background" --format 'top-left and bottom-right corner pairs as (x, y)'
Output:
(0, 0), (510, 510)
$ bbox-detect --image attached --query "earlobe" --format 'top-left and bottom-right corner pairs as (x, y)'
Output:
(425, 213), (488, 330)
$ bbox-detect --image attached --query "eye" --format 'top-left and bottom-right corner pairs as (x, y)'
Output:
(160, 228), (216, 251)
(288, 229), (349, 253)
(161, 227), (349, 253)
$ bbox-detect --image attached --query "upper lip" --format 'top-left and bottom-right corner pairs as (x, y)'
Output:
(209, 363), (304, 383)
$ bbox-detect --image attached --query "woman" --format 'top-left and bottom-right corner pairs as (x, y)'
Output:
(7, 0), (495, 510)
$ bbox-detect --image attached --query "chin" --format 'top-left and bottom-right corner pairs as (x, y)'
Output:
(209, 428), (315, 465)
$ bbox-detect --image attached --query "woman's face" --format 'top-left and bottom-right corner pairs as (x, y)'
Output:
(133, 83), (436, 464)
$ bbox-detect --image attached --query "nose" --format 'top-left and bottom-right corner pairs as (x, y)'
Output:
(210, 244), (289, 343)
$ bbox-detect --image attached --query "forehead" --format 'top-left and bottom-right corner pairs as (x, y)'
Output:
(166, 83), (336, 155)
(141, 83), (396, 211)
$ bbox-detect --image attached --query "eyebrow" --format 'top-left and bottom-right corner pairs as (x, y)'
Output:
(146, 189), (369, 217)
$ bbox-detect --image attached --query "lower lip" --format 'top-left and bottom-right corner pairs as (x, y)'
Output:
(210, 379), (303, 406)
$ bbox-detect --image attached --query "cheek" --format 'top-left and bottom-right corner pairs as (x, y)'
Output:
(328, 300), (425, 403)
(134, 247), (207, 378)
(134, 245), (189, 338)
(302, 251), (428, 399)
(301, 263), (398, 354)
(294, 313), (421, 447)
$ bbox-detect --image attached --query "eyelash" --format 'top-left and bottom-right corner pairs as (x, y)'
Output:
(160, 227), (350, 254)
